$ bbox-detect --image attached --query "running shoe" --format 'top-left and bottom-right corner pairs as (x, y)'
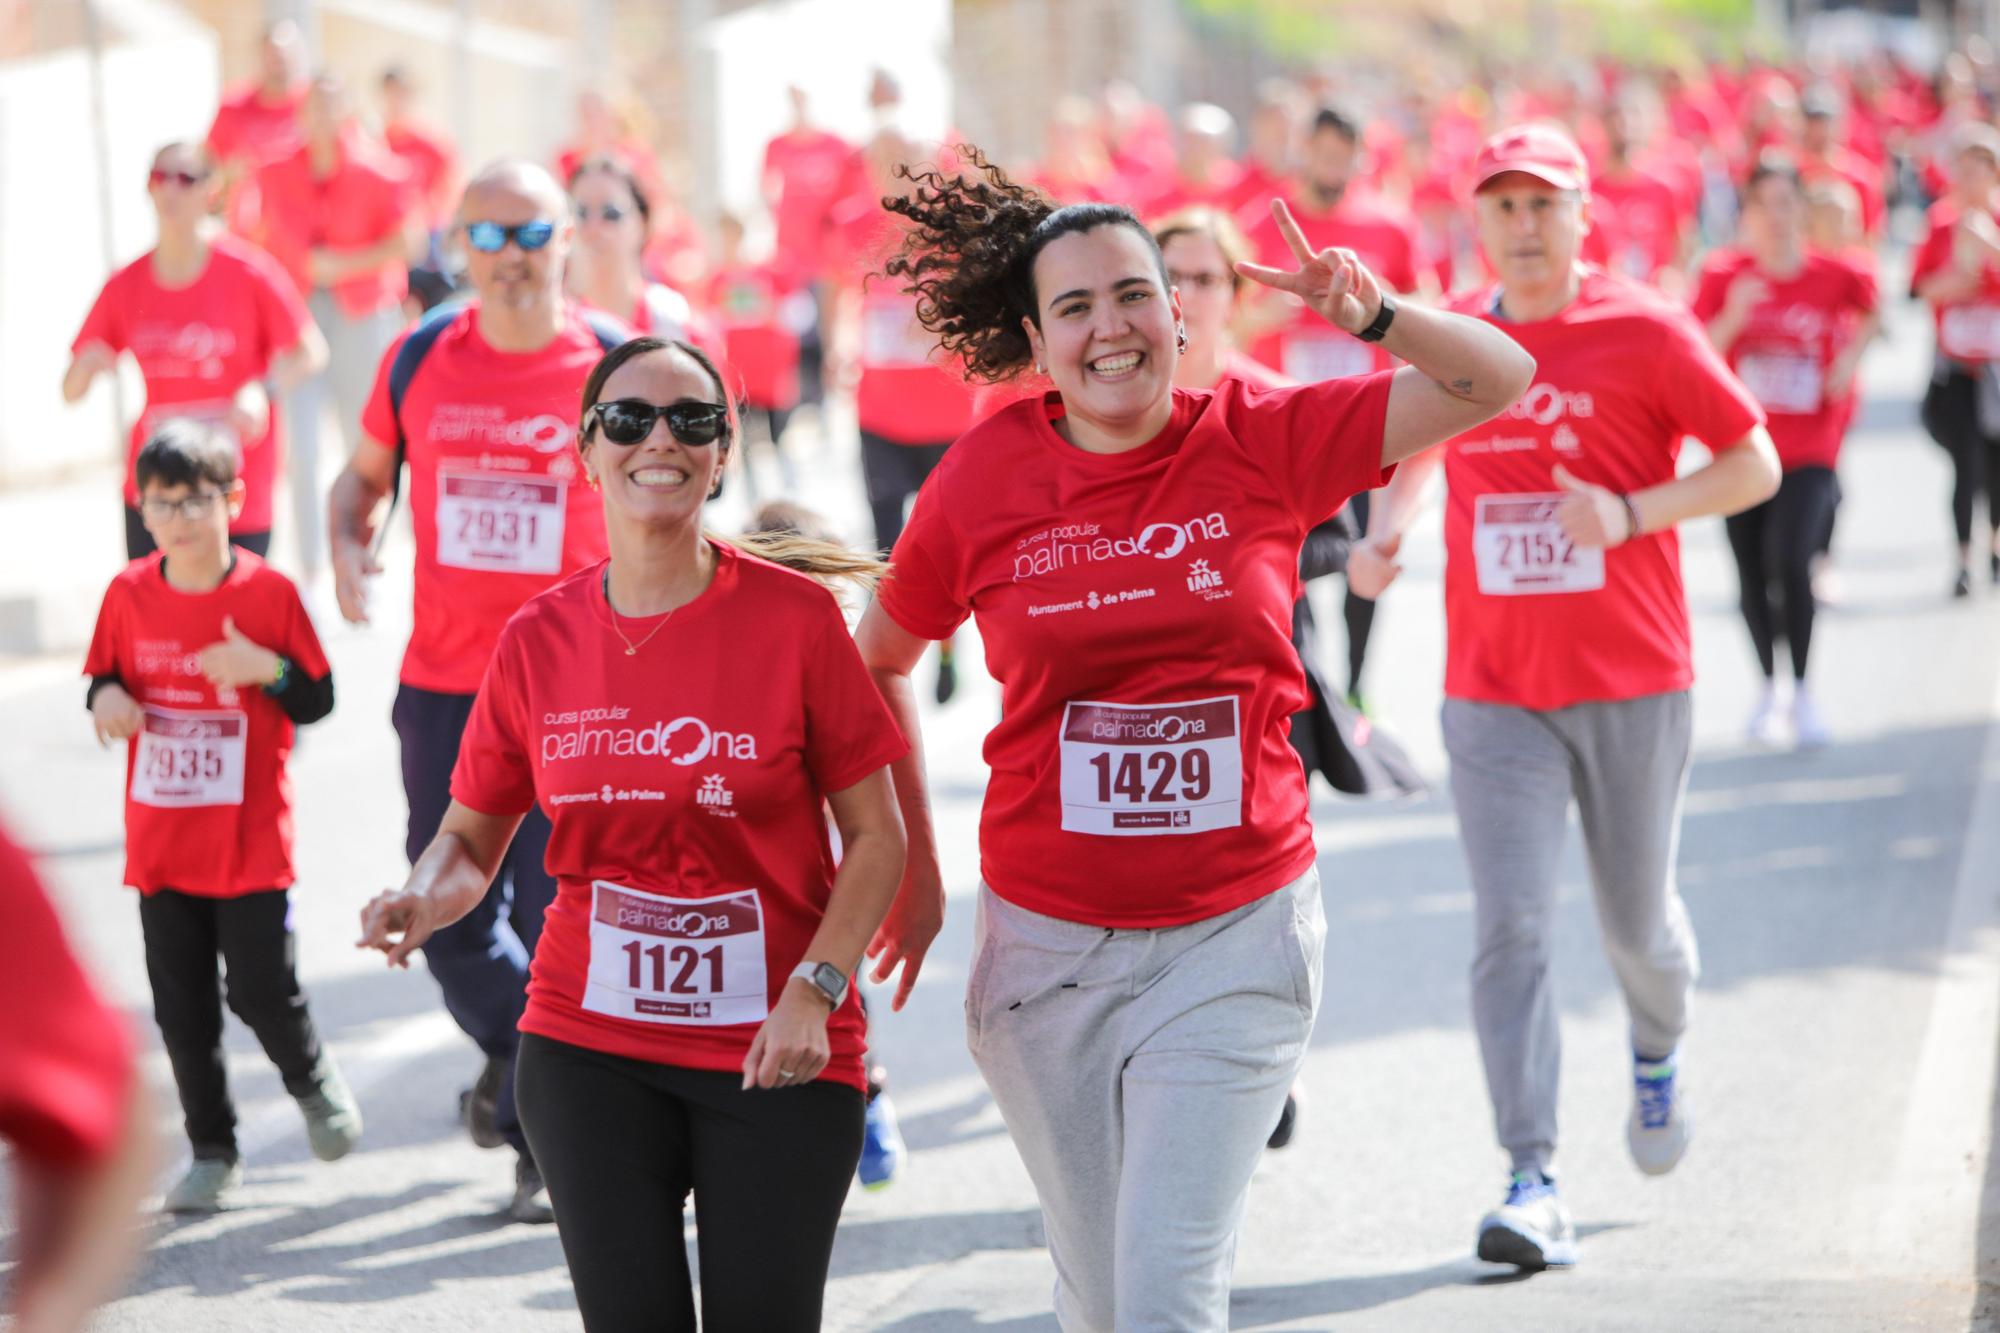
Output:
(1628, 1052), (1692, 1176)
(1476, 1170), (1577, 1269)
(463, 1054), (508, 1150)
(1267, 1085), (1302, 1150)
(1791, 689), (1830, 752)
(859, 1091), (907, 1190)
(1745, 682), (1783, 746)
(1955, 568), (1973, 600)
(1344, 689), (1371, 717)
(164, 1157), (243, 1215)
(296, 1054), (363, 1161)
(510, 1155), (555, 1224)
(1990, 552), (2000, 586)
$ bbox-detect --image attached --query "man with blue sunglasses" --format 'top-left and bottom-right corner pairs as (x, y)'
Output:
(329, 160), (630, 1224)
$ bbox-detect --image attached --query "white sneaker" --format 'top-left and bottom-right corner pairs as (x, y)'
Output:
(1476, 1170), (1577, 1269)
(1791, 688), (1830, 751)
(1628, 1052), (1692, 1176)
(1745, 682), (1784, 745)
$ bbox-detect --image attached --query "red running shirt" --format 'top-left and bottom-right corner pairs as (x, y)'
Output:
(762, 128), (859, 284)
(360, 303), (618, 695)
(1244, 192), (1420, 382)
(1591, 167), (1686, 284)
(254, 133), (414, 317)
(1441, 268), (1765, 711)
(839, 207), (976, 445)
(83, 552), (331, 897)
(1690, 249), (1877, 470)
(705, 264), (803, 410)
(0, 821), (134, 1166)
(451, 546), (908, 1090)
(72, 235), (311, 533)
(878, 377), (1393, 927)
(1911, 199), (2000, 364)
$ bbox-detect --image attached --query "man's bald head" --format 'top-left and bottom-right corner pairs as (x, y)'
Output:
(455, 160), (572, 315)
(458, 159), (570, 226)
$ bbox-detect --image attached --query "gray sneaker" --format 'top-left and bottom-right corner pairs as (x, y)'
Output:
(1628, 1052), (1692, 1176)
(1476, 1170), (1578, 1269)
(296, 1055), (363, 1162)
(509, 1155), (555, 1225)
(164, 1157), (243, 1214)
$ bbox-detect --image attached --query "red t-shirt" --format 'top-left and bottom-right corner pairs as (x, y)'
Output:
(1690, 250), (1877, 470)
(1440, 268), (1765, 711)
(359, 303), (618, 694)
(207, 83), (305, 235)
(83, 552), (331, 897)
(1244, 192), (1419, 381)
(1799, 146), (1885, 237)
(762, 128), (857, 284)
(254, 134), (414, 317)
(382, 121), (458, 230)
(1591, 167), (1685, 284)
(1910, 199), (2000, 364)
(0, 821), (134, 1166)
(1139, 163), (1249, 221)
(72, 235), (311, 532)
(450, 546), (908, 1091)
(704, 264), (803, 410)
(878, 377), (1394, 927)
(839, 206), (976, 444)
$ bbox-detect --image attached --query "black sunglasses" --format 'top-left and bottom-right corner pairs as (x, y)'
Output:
(586, 399), (731, 447)
(574, 202), (629, 223)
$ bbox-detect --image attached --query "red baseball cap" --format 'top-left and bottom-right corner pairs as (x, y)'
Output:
(1472, 123), (1590, 194)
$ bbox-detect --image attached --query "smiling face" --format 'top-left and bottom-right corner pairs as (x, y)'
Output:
(1474, 173), (1586, 291)
(1024, 224), (1181, 445)
(580, 346), (730, 533)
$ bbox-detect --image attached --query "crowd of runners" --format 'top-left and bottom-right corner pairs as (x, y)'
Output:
(7, 15), (2000, 1332)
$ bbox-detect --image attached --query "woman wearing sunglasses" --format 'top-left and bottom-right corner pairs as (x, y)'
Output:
(359, 335), (908, 1333)
(65, 140), (328, 562)
(566, 155), (719, 355)
(853, 151), (1533, 1330)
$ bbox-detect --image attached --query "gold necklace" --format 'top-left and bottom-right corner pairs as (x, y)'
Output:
(603, 568), (676, 655)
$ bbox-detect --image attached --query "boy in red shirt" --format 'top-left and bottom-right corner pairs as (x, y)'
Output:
(84, 422), (354, 1216)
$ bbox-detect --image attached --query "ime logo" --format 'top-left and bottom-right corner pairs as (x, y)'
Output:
(696, 775), (734, 808)
(1186, 559), (1225, 593)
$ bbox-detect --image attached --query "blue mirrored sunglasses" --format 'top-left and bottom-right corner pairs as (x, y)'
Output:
(464, 220), (557, 253)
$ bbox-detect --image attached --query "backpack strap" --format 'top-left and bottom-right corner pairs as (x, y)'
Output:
(374, 300), (466, 556)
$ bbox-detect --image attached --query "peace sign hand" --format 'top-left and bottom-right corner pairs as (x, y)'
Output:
(1234, 199), (1386, 337)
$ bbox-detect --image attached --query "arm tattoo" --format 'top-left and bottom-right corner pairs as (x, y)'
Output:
(1437, 376), (1475, 399)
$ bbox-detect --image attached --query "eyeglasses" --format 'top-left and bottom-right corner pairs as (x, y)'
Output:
(1168, 269), (1231, 291)
(140, 491), (225, 522)
(463, 220), (557, 253)
(148, 168), (208, 189)
(586, 399), (731, 447)
(574, 202), (629, 223)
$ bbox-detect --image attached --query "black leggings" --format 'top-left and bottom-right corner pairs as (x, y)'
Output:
(125, 506), (270, 562)
(1920, 365), (2000, 548)
(1724, 466), (1840, 681)
(859, 430), (951, 555)
(1343, 488), (1379, 695)
(515, 1032), (865, 1333)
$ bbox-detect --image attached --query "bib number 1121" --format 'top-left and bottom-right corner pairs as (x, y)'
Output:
(622, 940), (723, 995)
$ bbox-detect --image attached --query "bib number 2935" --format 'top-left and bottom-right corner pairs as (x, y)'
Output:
(1058, 697), (1242, 836)
(583, 882), (768, 1026)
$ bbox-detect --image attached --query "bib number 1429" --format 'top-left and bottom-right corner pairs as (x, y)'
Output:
(1059, 697), (1242, 836)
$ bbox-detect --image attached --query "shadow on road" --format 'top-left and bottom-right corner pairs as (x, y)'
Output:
(830, 1207), (1045, 1279)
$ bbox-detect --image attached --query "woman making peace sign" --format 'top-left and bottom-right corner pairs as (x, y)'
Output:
(853, 150), (1534, 1330)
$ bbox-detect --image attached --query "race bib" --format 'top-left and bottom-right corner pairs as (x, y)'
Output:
(1941, 304), (2000, 362)
(131, 707), (246, 808)
(1058, 697), (1243, 836)
(860, 300), (932, 368)
(139, 401), (242, 453)
(1473, 494), (1605, 596)
(435, 471), (565, 574)
(1736, 353), (1823, 414)
(1282, 332), (1376, 383)
(582, 882), (769, 1026)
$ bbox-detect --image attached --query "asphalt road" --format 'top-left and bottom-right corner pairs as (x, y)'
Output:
(3, 295), (1997, 1331)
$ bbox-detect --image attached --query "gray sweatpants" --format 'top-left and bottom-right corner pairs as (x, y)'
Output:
(1442, 691), (1700, 1177)
(968, 868), (1324, 1333)
(284, 291), (401, 580)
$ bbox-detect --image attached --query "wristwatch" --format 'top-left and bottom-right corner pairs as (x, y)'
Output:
(262, 655), (291, 696)
(1355, 291), (1398, 344)
(789, 960), (848, 1009)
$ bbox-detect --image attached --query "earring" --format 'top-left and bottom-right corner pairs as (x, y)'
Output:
(585, 472), (599, 490)
(1175, 324), (1188, 354)
(1034, 362), (1045, 374)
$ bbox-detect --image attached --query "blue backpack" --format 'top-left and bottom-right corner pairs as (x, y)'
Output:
(377, 301), (628, 550)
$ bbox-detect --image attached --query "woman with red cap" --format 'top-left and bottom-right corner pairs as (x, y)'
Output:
(1350, 122), (1780, 1272)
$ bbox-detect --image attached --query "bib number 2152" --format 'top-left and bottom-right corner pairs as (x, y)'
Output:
(1058, 697), (1242, 836)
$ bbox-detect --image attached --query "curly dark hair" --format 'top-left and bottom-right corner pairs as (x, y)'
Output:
(882, 145), (1167, 383)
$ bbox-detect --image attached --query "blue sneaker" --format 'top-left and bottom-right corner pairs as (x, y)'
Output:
(1476, 1170), (1577, 1269)
(858, 1090), (906, 1190)
(1629, 1051), (1692, 1176)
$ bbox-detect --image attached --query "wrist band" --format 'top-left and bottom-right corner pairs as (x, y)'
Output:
(264, 655), (291, 695)
(1617, 493), (1643, 544)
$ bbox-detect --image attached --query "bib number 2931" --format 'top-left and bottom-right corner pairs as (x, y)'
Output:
(1473, 493), (1605, 596)
(435, 471), (565, 574)
(1059, 697), (1242, 835)
(583, 882), (768, 1026)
